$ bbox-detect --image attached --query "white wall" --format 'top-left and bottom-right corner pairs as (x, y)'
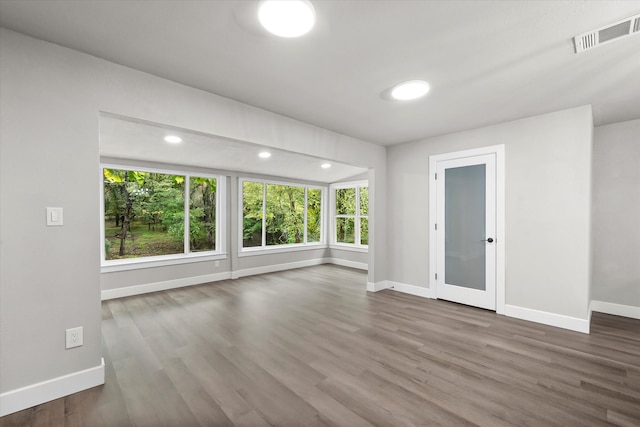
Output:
(328, 248), (368, 270)
(0, 33), (104, 402)
(0, 28), (385, 414)
(387, 106), (593, 322)
(592, 119), (640, 311)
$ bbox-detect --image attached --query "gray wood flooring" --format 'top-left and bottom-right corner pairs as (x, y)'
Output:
(2, 265), (639, 426)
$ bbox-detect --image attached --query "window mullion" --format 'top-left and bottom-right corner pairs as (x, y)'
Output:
(355, 186), (361, 246)
(184, 175), (190, 254)
(303, 188), (308, 244)
(261, 183), (267, 247)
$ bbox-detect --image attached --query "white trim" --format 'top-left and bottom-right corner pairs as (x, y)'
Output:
(99, 165), (106, 263)
(366, 280), (390, 292)
(329, 180), (369, 248)
(217, 176), (227, 253)
(495, 146), (506, 315)
(504, 304), (590, 334)
(428, 144), (506, 313)
(231, 258), (329, 279)
(238, 243), (326, 257)
(591, 300), (640, 320)
(101, 259), (369, 301)
(330, 179), (368, 189)
(326, 258), (368, 271)
(101, 272), (231, 300)
(362, 279), (590, 333)
(386, 281), (436, 299)
(100, 164), (226, 268)
(238, 177), (327, 251)
(184, 175), (191, 253)
(330, 243), (368, 253)
(0, 359), (105, 417)
(101, 252), (227, 273)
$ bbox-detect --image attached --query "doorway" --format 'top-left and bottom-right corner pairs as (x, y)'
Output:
(429, 145), (505, 312)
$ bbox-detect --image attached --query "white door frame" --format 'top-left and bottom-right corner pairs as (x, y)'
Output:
(428, 145), (505, 314)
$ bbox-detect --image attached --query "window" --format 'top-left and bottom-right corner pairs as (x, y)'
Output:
(101, 165), (225, 268)
(241, 179), (324, 251)
(332, 181), (368, 248)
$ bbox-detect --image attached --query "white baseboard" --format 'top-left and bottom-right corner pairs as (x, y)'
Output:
(101, 272), (232, 300)
(101, 259), (365, 300)
(326, 258), (368, 271)
(365, 281), (590, 333)
(387, 281), (436, 299)
(231, 258), (329, 279)
(367, 280), (390, 292)
(366, 280), (435, 298)
(0, 358), (105, 417)
(591, 300), (640, 320)
(504, 304), (590, 334)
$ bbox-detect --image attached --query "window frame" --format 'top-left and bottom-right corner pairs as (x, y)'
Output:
(330, 180), (369, 252)
(100, 163), (227, 272)
(238, 177), (327, 256)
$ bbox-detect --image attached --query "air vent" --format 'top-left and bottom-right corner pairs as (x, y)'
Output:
(574, 13), (640, 53)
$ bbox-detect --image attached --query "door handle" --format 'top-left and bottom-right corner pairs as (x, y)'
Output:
(486, 237), (494, 243)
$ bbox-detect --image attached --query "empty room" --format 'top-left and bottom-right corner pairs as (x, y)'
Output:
(1, 1), (639, 426)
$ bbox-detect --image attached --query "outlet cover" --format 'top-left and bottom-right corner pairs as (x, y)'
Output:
(65, 327), (83, 349)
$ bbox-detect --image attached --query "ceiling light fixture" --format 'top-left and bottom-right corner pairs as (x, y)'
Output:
(321, 163), (331, 169)
(259, 151), (272, 158)
(390, 80), (431, 101)
(258, 0), (316, 38)
(164, 135), (182, 144)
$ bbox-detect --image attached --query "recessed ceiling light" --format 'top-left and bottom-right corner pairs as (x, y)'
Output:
(321, 163), (331, 169)
(164, 135), (182, 144)
(258, 0), (316, 38)
(259, 151), (271, 158)
(390, 80), (430, 101)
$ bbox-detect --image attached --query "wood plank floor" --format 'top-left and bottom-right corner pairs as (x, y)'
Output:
(2, 265), (639, 426)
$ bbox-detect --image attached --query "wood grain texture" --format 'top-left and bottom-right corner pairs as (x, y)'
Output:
(2, 265), (639, 426)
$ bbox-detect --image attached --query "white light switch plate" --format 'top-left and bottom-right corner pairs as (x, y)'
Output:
(46, 207), (63, 226)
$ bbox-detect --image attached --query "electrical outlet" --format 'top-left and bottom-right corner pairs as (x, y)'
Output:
(65, 327), (83, 349)
(214, 260), (220, 268)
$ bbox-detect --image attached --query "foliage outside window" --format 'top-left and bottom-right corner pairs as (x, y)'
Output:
(333, 182), (368, 247)
(102, 167), (220, 262)
(241, 179), (323, 249)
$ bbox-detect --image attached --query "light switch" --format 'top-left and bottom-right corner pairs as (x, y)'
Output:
(46, 207), (63, 226)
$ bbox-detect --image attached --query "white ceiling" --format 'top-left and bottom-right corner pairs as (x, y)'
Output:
(1, 0), (640, 146)
(99, 114), (367, 183)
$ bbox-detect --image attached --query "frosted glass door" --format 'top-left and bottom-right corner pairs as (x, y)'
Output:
(445, 164), (486, 290)
(436, 154), (496, 310)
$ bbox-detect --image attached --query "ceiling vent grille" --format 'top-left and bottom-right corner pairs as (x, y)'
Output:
(574, 13), (640, 53)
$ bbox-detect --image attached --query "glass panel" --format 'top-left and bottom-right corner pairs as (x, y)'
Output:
(103, 168), (185, 259)
(242, 181), (264, 247)
(445, 164), (486, 290)
(265, 184), (305, 245)
(336, 217), (355, 243)
(307, 188), (322, 242)
(189, 177), (216, 252)
(359, 186), (369, 215)
(360, 217), (368, 246)
(336, 188), (356, 215)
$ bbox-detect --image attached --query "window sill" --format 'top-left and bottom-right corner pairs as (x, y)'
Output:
(101, 252), (227, 273)
(329, 244), (368, 253)
(238, 244), (327, 257)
